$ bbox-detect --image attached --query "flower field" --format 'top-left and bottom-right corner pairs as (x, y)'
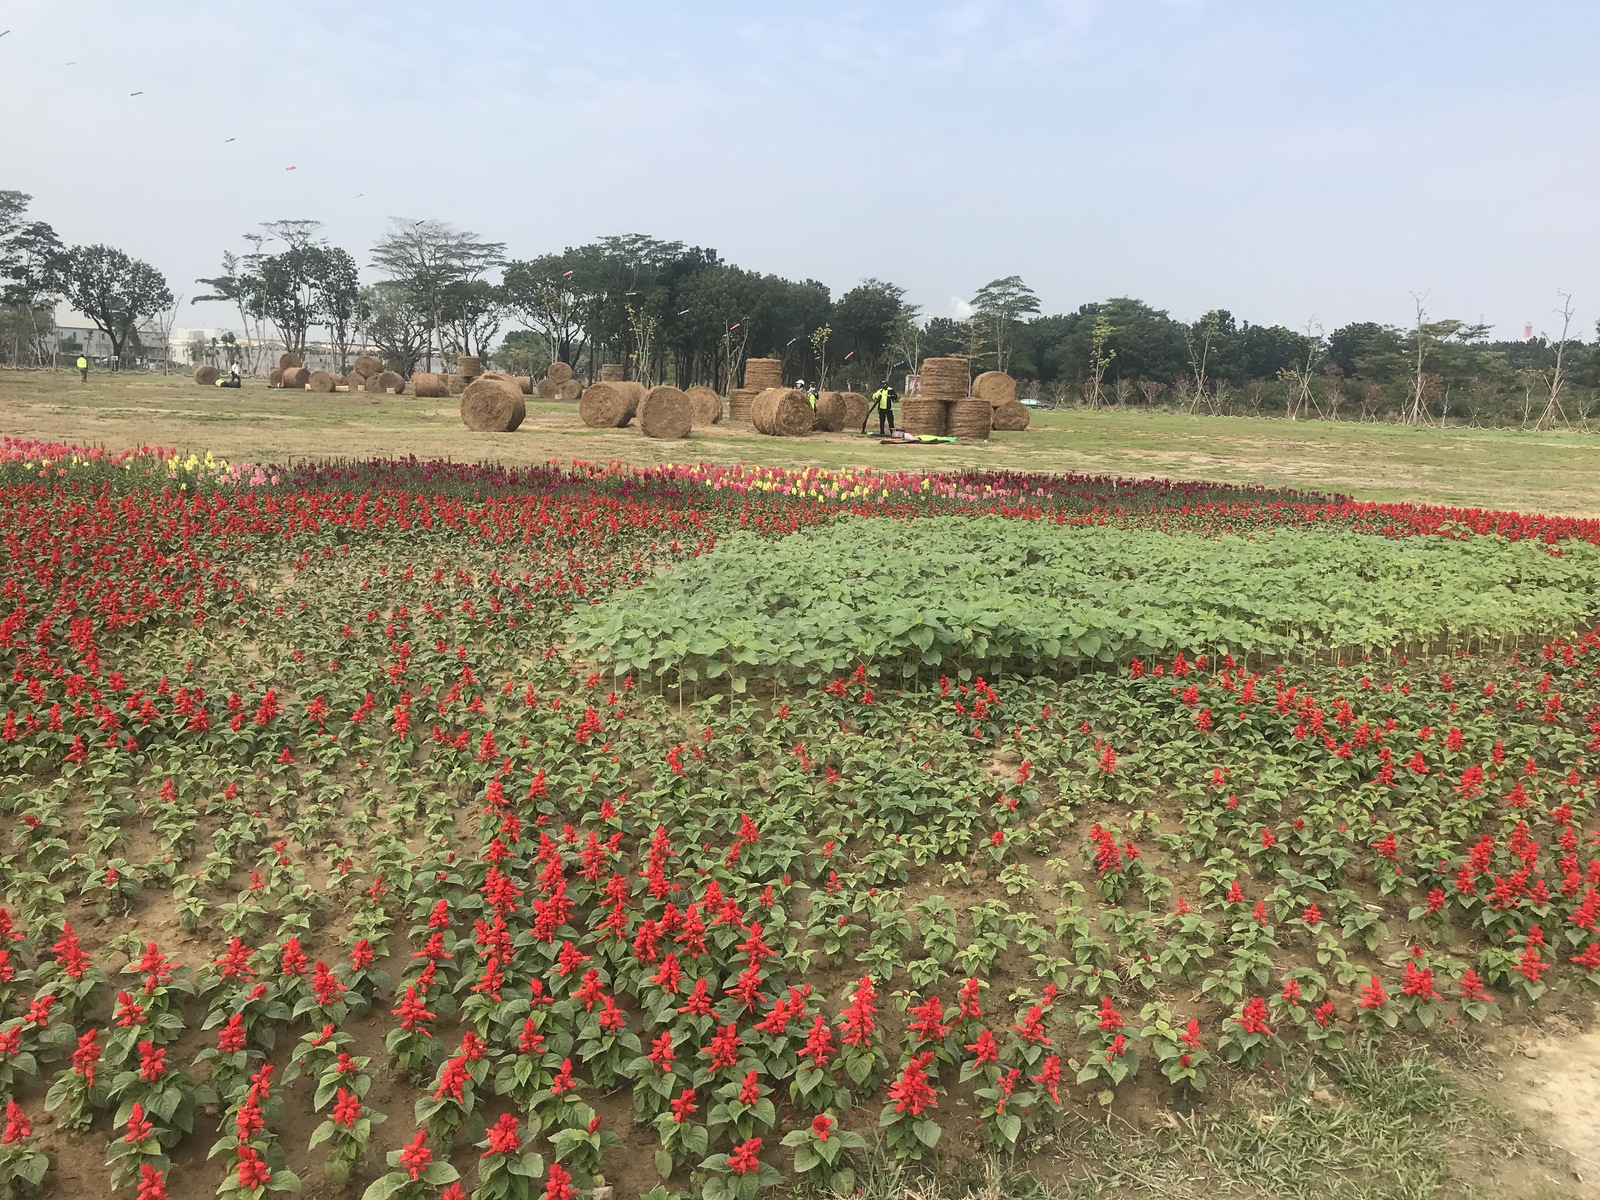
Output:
(0, 435), (1598, 1200)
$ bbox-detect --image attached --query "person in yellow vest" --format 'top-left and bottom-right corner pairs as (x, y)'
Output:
(869, 381), (897, 436)
(76, 355), (88, 382)
(797, 379), (817, 410)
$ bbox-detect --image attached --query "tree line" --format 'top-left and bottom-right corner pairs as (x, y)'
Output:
(2, 190), (1593, 428)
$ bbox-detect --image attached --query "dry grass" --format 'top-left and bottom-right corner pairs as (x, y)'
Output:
(6, 370), (1600, 514)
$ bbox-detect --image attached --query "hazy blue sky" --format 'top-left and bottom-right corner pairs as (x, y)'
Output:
(4, 0), (1596, 338)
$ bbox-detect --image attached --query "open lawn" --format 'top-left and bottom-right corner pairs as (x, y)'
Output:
(5, 369), (1600, 514)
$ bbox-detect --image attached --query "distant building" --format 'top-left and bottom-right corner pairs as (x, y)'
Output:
(52, 310), (174, 367)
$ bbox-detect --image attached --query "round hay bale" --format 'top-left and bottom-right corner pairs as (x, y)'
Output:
(751, 387), (813, 437)
(411, 372), (447, 398)
(307, 370), (337, 393)
(547, 360), (574, 384)
(684, 385), (724, 426)
(536, 378), (559, 399)
(900, 397), (948, 436)
(460, 376), (525, 432)
(515, 376), (534, 395)
(268, 367), (285, 388)
(352, 355), (382, 377)
(991, 400), (1031, 431)
(838, 391), (871, 429)
(373, 370), (405, 395)
(277, 352), (302, 370)
(282, 366), (310, 389)
(728, 387), (761, 422)
(972, 370), (1017, 407)
(743, 358), (783, 390)
(919, 357), (970, 400)
(194, 364), (220, 386)
(638, 386), (694, 439)
(447, 374), (469, 395)
(813, 391), (847, 432)
(578, 382), (632, 428)
(949, 399), (993, 440)
(556, 379), (582, 401)
(456, 355), (483, 378)
(480, 370), (518, 387)
(599, 363), (624, 382)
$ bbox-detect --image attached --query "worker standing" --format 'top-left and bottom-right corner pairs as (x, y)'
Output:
(76, 355), (88, 382)
(798, 379), (817, 411)
(869, 381), (897, 436)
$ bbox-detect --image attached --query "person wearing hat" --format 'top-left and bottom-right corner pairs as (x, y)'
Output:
(868, 381), (897, 435)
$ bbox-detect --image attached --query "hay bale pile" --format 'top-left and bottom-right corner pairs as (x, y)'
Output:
(638, 386), (694, 439)
(743, 358), (782, 390)
(728, 387), (761, 422)
(459, 376), (525, 432)
(972, 370), (1017, 407)
(899, 397), (948, 436)
(919, 357), (970, 400)
(534, 360), (582, 399)
(578, 382), (639, 428)
(812, 391), (846, 432)
(278, 352), (302, 370)
(194, 364), (219, 386)
(412, 372), (448, 398)
(282, 366), (310, 389)
(752, 387), (814, 437)
(991, 401), (1031, 431)
(457, 355), (483, 380)
(684, 385), (724, 426)
(599, 363), (624, 382)
(537, 378), (558, 399)
(949, 399), (993, 440)
(308, 370), (337, 393)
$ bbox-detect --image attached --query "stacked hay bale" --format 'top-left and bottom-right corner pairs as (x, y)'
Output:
(578, 381), (640, 428)
(460, 375), (525, 432)
(972, 371), (1017, 407)
(194, 364), (219, 386)
(727, 388), (761, 422)
(638, 386), (694, 439)
(949, 397), (993, 439)
(812, 391), (846, 432)
(373, 370), (406, 395)
(906, 356), (972, 436)
(684, 385), (724, 426)
(278, 352), (302, 370)
(743, 358), (783, 391)
(412, 372), (449, 398)
(307, 370), (338, 393)
(752, 387), (813, 437)
(281, 366), (311, 389)
(534, 360), (583, 400)
(599, 363), (624, 382)
(343, 355), (381, 392)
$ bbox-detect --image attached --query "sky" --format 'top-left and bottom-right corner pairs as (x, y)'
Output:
(4, 0), (1598, 340)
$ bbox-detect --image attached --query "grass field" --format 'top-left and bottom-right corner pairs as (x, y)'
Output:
(6, 370), (1600, 514)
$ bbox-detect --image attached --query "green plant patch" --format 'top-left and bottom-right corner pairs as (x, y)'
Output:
(567, 517), (1600, 685)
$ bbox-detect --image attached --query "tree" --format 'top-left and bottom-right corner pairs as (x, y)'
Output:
(501, 255), (588, 367)
(252, 245), (324, 356)
(61, 244), (173, 366)
(437, 279), (506, 359)
(314, 247), (365, 372)
(831, 279), (915, 387)
(1084, 313), (1116, 408)
(194, 250), (270, 374)
(361, 283), (428, 376)
(0, 191), (67, 365)
(371, 219), (504, 370)
(970, 276), (1040, 373)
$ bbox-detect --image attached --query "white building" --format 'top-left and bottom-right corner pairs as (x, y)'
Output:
(52, 310), (173, 367)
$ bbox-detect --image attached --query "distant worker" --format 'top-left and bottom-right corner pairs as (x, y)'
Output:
(76, 354), (88, 382)
(216, 363), (242, 389)
(869, 381), (897, 436)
